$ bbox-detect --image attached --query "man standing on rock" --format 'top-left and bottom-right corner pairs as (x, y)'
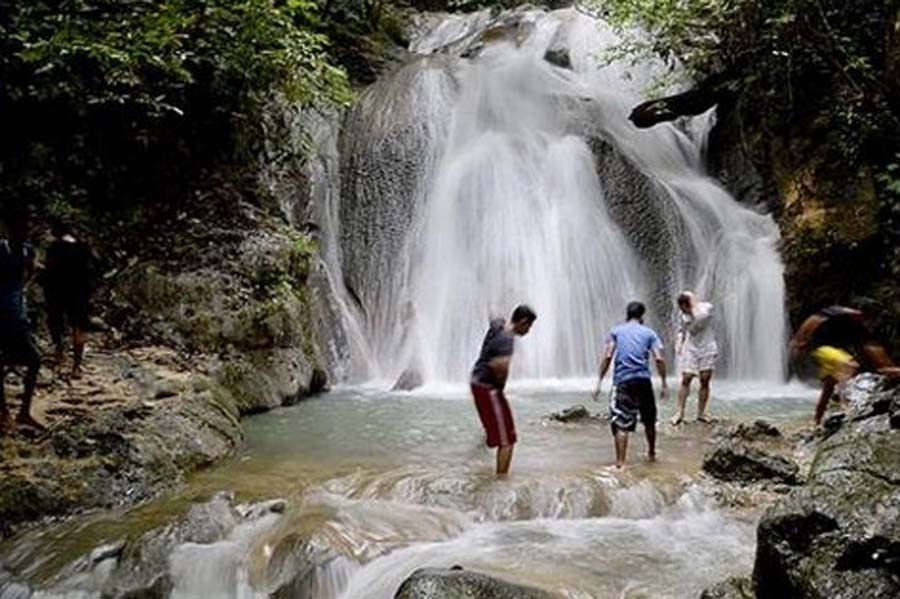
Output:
(43, 217), (94, 379)
(0, 209), (44, 433)
(593, 301), (668, 468)
(470, 305), (536, 477)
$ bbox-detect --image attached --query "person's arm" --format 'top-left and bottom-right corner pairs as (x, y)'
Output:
(592, 341), (616, 401)
(790, 314), (825, 358)
(653, 347), (668, 401)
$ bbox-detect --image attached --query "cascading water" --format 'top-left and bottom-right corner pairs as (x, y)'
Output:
(327, 7), (787, 383)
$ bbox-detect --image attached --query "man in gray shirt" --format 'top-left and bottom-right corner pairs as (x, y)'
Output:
(470, 304), (536, 476)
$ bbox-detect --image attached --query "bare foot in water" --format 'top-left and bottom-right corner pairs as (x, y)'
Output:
(669, 413), (684, 426)
(16, 413), (47, 432)
(646, 452), (657, 463)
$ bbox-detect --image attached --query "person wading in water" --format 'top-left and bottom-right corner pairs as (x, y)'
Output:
(0, 209), (44, 433)
(790, 304), (900, 425)
(594, 301), (668, 468)
(470, 305), (536, 477)
(671, 291), (718, 425)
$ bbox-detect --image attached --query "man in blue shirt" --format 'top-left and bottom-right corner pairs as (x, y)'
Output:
(593, 301), (668, 468)
(1, 209), (43, 433)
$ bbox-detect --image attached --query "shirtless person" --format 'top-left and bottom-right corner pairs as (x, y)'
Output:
(470, 305), (536, 476)
(790, 305), (900, 425)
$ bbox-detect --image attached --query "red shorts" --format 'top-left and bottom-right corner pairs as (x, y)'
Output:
(470, 383), (517, 448)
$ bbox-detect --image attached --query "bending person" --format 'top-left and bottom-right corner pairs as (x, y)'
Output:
(671, 291), (718, 425)
(790, 305), (900, 425)
(470, 305), (536, 477)
(594, 301), (668, 468)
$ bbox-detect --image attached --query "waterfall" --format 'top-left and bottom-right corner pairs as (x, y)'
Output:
(320, 7), (787, 383)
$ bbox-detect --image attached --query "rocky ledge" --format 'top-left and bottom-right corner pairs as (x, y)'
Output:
(702, 374), (900, 598)
(0, 203), (332, 537)
(0, 348), (243, 538)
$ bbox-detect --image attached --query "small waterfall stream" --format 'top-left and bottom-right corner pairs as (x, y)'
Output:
(324, 7), (787, 384)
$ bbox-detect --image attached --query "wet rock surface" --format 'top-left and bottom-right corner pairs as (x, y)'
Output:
(0, 348), (243, 537)
(395, 567), (556, 599)
(702, 420), (801, 485)
(753, 375), (900, 599)
(0, 493), (286, 598)
(392, 368), (424, 392)
(699, 576), (754, 599)
(0, 202), (333, 535)
(546, 404), (598, 423)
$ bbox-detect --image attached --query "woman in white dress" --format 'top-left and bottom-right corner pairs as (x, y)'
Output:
(671, 291), (718, 425)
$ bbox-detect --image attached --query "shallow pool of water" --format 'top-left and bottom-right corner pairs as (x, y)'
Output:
(0, 380), (819, 598)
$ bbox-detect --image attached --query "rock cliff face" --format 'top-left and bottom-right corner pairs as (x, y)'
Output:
(753, 376), (900, 598)
(708, 107), (897, 340)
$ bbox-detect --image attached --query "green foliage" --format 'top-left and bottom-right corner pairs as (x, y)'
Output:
(590, 0), (898, 165)
(0, 0), (352, 214)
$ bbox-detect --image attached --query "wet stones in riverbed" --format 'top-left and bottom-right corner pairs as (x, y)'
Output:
(395, 567), (555, 599)
(753, 375), (900, 599)
(702, 420), (801, 486)
(545, 404), (602, 424)
(392, 368), (424, 392)
(699, 576), (754, 599)
(1, 493), (287, 599)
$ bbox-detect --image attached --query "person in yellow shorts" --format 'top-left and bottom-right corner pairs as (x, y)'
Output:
(791, 305), (900, 426)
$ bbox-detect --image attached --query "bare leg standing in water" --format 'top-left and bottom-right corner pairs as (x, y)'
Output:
(671, 372), (693, 426)
(697, 370), (713, 421)
(470, 305), (536, 477)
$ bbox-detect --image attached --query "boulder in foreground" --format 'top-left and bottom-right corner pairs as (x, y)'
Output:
(395, 567), (555, 599)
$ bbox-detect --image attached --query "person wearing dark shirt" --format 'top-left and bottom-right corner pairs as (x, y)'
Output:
(593, 301), (668, 468)
(0, 210), (43, 433)
(470, 304), (537, 477)
(790, 305), (900, 425)
(44, 219), (93, 379)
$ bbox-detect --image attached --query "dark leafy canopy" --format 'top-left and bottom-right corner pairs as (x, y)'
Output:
(0, 0), (351, 215)
(590, 0), (899, 166)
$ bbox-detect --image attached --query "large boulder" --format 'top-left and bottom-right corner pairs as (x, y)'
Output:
(753, 376), (900, 598)
(395, 568), (555, 599)
(702, 420), (800, 485)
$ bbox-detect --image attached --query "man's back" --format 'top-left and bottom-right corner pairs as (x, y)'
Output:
(46, 237), (92, 295)
(608, 321), (662, 385)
